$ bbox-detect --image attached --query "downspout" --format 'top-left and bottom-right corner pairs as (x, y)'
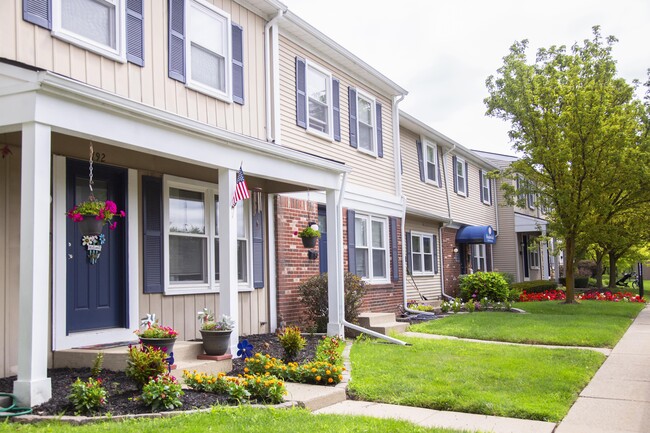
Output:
(265, 8), (285, 143)
(439, 143), (457, 301)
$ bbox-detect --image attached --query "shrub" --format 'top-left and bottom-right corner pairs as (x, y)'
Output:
(498, 272), (516, 286)
(277, 326), (306, 362)
(141, 373), (184, 411)
(314, 336), (343, 365)
(298, 272), (366, 332)
(91, 352), (104, 378)
(68, 377), (108, 415)
(406, 301), (435, 312)
(511, 280), (558, 294)
(244, 353), (344, 386)
(182, 370), (286, 404)
(240, 374), (286, 404)
(125, 345), (169, 388)
(559, 277), (590, 288)
(459, 272), (509, 302)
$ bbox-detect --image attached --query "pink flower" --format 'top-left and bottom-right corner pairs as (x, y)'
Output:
(109, 222), (117, 230)
(293, 231), (298, 236)
(120, 210), (126, 218)
(105, 200), (118, 214)
(72, 214), (83, 222)
(95, 214), (103, 220)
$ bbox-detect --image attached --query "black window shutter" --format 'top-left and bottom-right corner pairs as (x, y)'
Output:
(23, 0), (51, 29)
(376, 102), (383, 157)
(142, 176), (164, 294)
(332, 78), (341, 141)
(347, 209), (356, 273)
(389, 217), (398, 282)
(433, 234), (439, 274)
(348, 87), (358, 148)
(231, 22), (244, 105)
(126, 0), (144, 66)
(168, 0), (186, 82)
(452, 156), (458, 193)
(416, 139), (425, 182)
(437, 147), (443, 187)
(295, 57), (307, 128)
(479, 169), (483, 202)
(465, 162), (469, 197)
(252, 207), (264, 288)
(405, 231), (412, 275)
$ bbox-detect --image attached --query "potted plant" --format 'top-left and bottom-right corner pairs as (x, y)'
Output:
(295, 224), (321, 248)
(134, 314), (178, 355)
(197, 308), (234, 356)
(67, 199), (125, 236)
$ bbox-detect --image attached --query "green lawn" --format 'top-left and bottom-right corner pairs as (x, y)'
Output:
(349, 336), (604, 422)
(410, 301), (645, 347)
(0, 406), (470, 433)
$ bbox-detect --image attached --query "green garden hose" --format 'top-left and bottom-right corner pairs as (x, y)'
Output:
(0, 393), (32, 417)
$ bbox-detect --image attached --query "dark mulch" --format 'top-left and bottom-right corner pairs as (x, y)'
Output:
(0, 333), (322, 416)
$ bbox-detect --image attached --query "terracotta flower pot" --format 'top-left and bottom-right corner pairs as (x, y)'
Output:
(78, 216), (105, 236)
(200, 329), (232, 356)
(301, 236), (317, 248)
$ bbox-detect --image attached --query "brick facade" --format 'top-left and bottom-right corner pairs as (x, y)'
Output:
(275, 195), (404, 328)
(442, 227), (461, 296)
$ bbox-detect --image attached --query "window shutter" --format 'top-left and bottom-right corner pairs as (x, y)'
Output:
(347, 209), (356, 273)
(348, 87), (358, 148)
(437, 147), (443, 187)
(416, 139), (425, 182)
(389, 217), (398, 282)
(142, 176), (164, 294)
(465, 162), (469, 197)
(376, 102), (383, 157)
(332, 78), (341, 141)
(479, 169), (483, 202)
(23, 0), (51, 29)
(318, 205), (328, 273)
(168, 0), (186, 82)
(405, 231), (412, 275)
(230, 22), (245, 105)
(433, 234), (439, 274)
(252, 206), (264, 288)
(489, 179), (493, 205)
(295, 57), (307, 128)
(487, 245), (493, 272)
(125, 0), (144, 66)
(452, 156), (458, 193)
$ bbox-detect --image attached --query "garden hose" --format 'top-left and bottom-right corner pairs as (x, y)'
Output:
(0, 393), (32, 417)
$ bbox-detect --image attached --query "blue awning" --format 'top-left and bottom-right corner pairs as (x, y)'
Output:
(456, 225), (496, 244)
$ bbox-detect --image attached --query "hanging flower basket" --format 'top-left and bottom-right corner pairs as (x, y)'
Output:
(67, 199), (125, 264)
(295, 225), (321, 249)
(301, 236), (318, 248)
(78, 217), (105, 236)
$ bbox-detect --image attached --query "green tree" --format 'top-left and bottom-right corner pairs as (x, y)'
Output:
(485, 27), (648, 303)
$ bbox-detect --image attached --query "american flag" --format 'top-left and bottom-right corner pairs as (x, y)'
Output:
(231, 166), (250, 208)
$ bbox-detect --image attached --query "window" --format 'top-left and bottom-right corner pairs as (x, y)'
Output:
(411, 233), (435, 275)
(354, 214), (389, 281)
(356, 91), (376, 153)
(52, 0), (125, 61)
(164, 176), (250, 294)
(529, 246), (540, 269)
(471, 244), (486, 272)
(425, 141), (439, 185)
(527, 191), (536, 209)
(186, 0), (231, 99)
(455, 157), (466, 196)
(306, 62), (332, 136)
(481, 170), (491, 204)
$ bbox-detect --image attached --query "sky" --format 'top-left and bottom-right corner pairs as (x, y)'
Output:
(282, 0), (650, 156)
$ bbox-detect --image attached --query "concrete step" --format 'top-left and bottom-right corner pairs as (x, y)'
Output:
(358, 312), (399, 328)
(284, 382), (346, 411)
(367, 321), (409, 335)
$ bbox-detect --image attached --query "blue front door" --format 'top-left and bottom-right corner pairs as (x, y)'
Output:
(66, 159), (128, 333)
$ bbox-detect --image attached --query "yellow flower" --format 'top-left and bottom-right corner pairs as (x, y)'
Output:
(338, 375), (343, 380)
(311, 368), (317, 373)
(316, 376), (321, 381)
(328, 378), (333, 383)
(244, 367), (249, 373)
(326, 370), (331, 375)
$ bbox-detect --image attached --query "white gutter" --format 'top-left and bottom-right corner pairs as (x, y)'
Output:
(264, 8), (285, 143)
(268, 193), (278, 331)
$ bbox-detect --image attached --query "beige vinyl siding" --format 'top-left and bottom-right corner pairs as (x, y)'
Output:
(1, 0), (266, 140)
(405, 218), (442, 301)
(0, 145), (20, 378)
(491, 179), (518, 277)
(445, 153), (496, 227)
(279, 36), (396, 196)
(400, 127), (448, 217)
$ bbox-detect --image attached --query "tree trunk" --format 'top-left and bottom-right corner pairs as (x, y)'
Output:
(594, 249), (605, 289)
(564, 237), (576, 303)
(608, 254), (618, 290)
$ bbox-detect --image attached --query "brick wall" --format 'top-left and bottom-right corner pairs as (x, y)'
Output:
(442, 227), (461, 296)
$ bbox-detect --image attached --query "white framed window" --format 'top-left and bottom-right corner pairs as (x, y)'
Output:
(527, 191), (536, 210)
(306, 61), (333, 138)
(529, 246), (540, 269)
(52, 0), (126, 61)
(481, 170), (491, 204)
(355, 214), (389, 282)
(455, 156), (467, 196)
(411, 232), (435, 275)
(356, 90), (376, 154)
(186, 0), (232, 100)
(163, 175), (250, 294)
(471, 244), (487, 272)
(424, 141), (439, 185)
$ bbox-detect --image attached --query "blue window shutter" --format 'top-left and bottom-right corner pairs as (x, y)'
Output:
(125, 0), (144, 66)
(295, 57), (307, 128)
(437, 147), (443, 187)
(318, 205), (328, 274)
(433, 234), (439, 274)
(23, 0), (51, 29)
(416, 139), (425, 182)
(168, 0), (186, 82)
(232, 22), (244, 105)
(489, 179), (493, 205)
(347, 209), (356, 273)
(452, 156), (458, 193)
(405, 231), (412, 275)
(142, 176), (164, 294)
(332, 78), (341, 141)
(376, 102), (383, 157)
(390, 217), (398, 282)
(348, 87), (358, 148)
(465, 161), (469, 197)
(479, 169), (483, 202)
(252, 207), (264, 288)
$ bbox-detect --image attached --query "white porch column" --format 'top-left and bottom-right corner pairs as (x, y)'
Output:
(218, 169), (239, 355)
(326, 188), (344, 337)
(541, 227), (549, 280)
(14, 122), (52, 406)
